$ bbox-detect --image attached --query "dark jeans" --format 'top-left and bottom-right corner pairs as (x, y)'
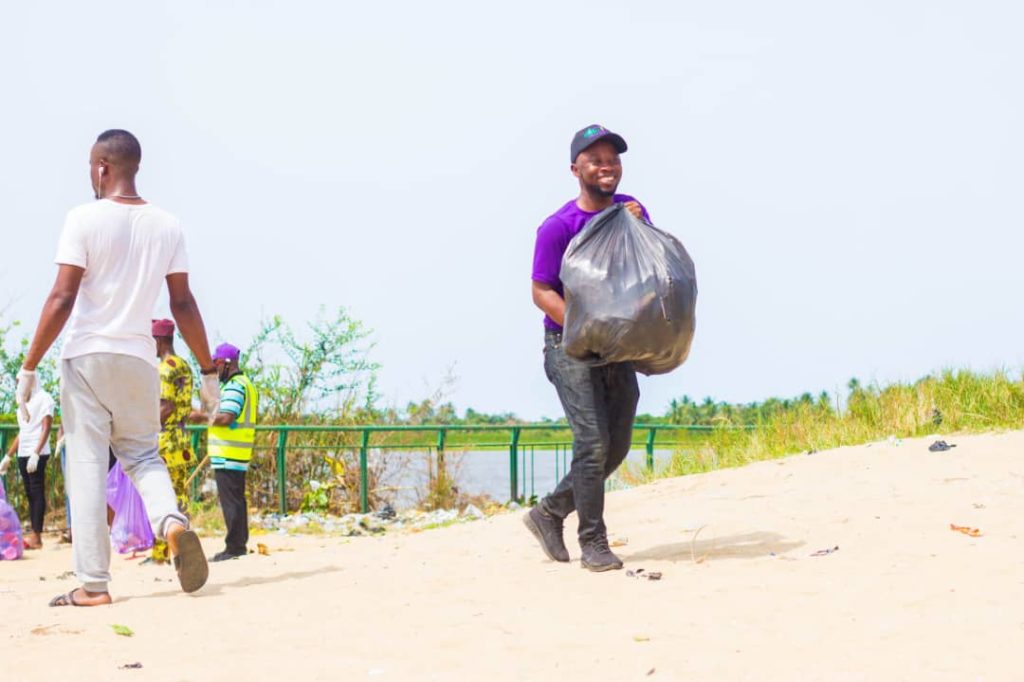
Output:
(18, 454), (50, 534)
(215, 468), (249, 555)
(539, 330), (639, 546)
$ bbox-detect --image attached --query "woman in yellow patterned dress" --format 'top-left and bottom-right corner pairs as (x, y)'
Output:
(151, 319), (195, 563)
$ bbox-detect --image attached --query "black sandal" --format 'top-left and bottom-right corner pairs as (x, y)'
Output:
(49, 588), (112, 607)
(49, 590), (82, 607)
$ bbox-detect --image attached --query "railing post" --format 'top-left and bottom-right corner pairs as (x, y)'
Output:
(509, 427), (520, 503)
(0, 428), (8, 494)
(436, 427), (447, 489)
(646, 427), (657, 472)
(189, 429), (202, 502)
(276, 429), (288, 515)
(359, 429), (369, 514)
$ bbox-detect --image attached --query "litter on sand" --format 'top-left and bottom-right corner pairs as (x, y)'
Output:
(626, 568), (663, 581)
(950, 523), (982, 537)
(119, 663), (143, 670)
(810, 546), (839, 557)
(929, 440), (957, 452)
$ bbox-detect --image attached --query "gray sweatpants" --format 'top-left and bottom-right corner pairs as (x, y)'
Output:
(61, 353), (187, 593)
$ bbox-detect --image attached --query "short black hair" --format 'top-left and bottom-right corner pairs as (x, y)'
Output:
(96, 129), (142, 166)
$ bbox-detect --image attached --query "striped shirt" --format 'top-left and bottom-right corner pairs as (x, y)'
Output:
(210, 374), (254, 472)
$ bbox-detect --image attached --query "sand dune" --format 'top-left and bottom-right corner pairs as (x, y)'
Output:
(3, 431), (1023, 681)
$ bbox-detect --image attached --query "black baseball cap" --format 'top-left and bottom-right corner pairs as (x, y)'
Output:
(570, 124), (628, 163)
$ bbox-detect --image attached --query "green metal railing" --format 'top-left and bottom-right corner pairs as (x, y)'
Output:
(1, 423), (746, 516)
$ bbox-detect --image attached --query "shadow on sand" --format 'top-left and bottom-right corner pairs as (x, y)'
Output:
(625, 531), (804, 563)
(121, 564), (345, 601)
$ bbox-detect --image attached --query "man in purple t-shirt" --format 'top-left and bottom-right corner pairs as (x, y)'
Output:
(523, 124), (649, 572)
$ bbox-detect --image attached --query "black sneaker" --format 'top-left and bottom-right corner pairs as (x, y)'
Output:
(523, 507), (570, 562)
(580, 537), (624, 572)
(211, 550), (243, 562)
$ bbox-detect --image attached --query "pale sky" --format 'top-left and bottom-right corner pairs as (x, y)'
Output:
(2, 1), (1022, 420)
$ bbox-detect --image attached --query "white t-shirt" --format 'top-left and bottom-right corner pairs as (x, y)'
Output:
(55, 199), (189, 365)
(16, 390), (55, 458)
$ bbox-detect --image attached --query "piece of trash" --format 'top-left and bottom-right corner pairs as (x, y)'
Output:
(810, 546), (839, 557)
(119, 663), (143, 670)
(633, 635), (651, 642)
(32, 624), (82, 635)
(928, 440), (956, 452)
(257, 543), (270, 556)
(689, 524), (710, 564)
(972, 503), (986, 509)
(647, 669), (656, 677)
(886, 435), (902, 447)
(111, 624), (134, 637)
(610, 537), (628, 548)
(626, 568), (663, 581)
(950, 523), (981, 537)
(56, 571), (75, 580)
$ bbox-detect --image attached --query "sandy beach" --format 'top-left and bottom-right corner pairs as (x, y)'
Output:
(3, 430), (1022, 681)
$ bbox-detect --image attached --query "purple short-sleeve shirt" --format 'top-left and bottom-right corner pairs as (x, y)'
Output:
(531, 194), (650, 330)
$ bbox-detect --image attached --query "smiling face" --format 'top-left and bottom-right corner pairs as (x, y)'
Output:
(571, 140), (622, 198)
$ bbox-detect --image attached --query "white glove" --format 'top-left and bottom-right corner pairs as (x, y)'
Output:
(26, 452), (40, 474)
(200, 373), (221, 418)
(0, 454), (10, 475)
(16, 369), (37, 422)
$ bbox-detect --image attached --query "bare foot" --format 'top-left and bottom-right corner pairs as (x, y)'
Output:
(24, 533), (42, 550)
(49, 587), (113, 607)
(165, 521), (185, 555)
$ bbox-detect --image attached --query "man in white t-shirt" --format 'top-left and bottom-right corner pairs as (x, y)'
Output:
(0, 385), (55, 549)
(16, 129), (222, 607)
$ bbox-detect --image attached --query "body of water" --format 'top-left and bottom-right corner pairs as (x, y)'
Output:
(374, 448), (679, 509)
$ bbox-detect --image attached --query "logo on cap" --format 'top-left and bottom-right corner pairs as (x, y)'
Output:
(583, 126), (605, 139)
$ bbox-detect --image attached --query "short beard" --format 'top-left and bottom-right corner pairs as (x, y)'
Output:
(583, 180), (618, 198)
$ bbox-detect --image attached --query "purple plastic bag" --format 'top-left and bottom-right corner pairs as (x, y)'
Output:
(0, 479), (25, 561)
(106, 462), (154, 554)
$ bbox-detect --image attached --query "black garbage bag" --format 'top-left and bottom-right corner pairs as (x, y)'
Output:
(559, 203), (697, 375)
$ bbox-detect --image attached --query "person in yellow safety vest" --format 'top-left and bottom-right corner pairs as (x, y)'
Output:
(192, 343), (258, 562)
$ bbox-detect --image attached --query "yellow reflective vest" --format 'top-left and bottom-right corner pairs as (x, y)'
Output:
(208, 373), (259, 471)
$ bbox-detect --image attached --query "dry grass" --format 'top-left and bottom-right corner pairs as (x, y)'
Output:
(622, 369), (1024, 483)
